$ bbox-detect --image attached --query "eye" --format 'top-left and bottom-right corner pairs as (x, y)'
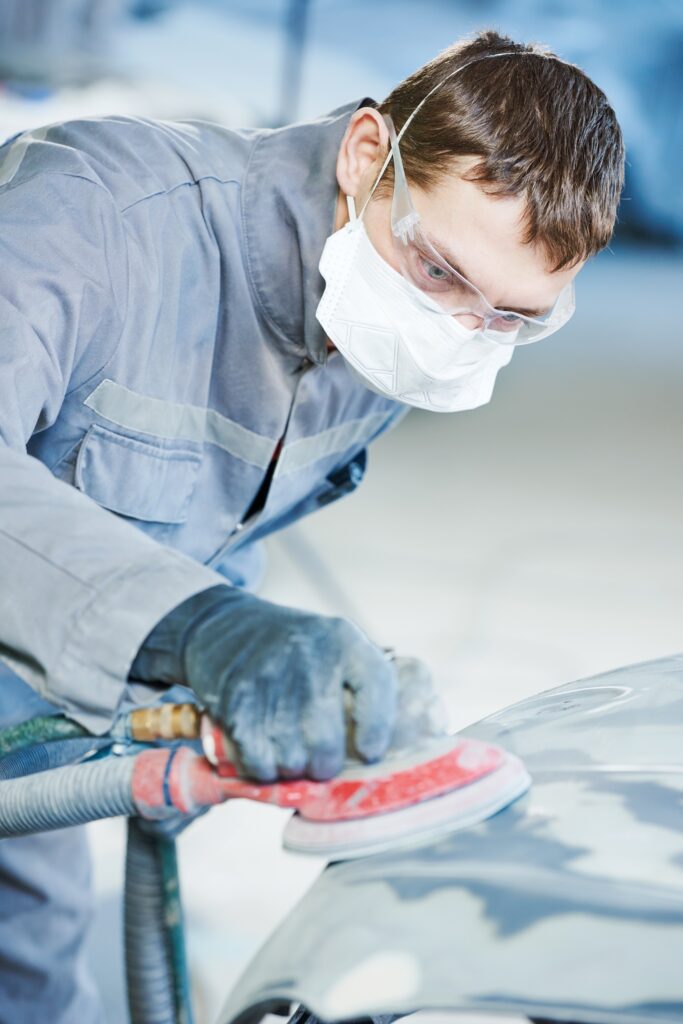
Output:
(491, 313), (524, 332)
(420, 258), (452, 284)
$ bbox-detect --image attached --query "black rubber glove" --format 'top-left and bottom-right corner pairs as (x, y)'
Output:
(130, 586), (398, 782)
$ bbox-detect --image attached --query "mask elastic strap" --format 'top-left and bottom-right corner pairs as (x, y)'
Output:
(356, 145), (393, 222)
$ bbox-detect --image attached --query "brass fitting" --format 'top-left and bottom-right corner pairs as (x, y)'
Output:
(129, 703), (201, 742)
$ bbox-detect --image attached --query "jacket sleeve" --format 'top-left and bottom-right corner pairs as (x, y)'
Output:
(0, 169), (225, 734)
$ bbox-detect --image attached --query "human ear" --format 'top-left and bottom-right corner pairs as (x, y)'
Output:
(336, 107), (390, 201)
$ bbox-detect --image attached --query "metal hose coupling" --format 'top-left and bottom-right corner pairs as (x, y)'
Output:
(127, 703), (202, 743)
(126, 702), (242, 777)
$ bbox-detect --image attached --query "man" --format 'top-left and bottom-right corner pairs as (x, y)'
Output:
(0, 30), (623, 1022)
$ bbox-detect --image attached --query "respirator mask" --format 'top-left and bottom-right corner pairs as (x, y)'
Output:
(315, 52), (575, 412)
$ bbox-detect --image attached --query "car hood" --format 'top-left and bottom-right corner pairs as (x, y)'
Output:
(219, 654), (683, 1024)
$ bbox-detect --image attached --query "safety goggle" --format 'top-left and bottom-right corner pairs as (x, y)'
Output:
(361, 113), (576, 346)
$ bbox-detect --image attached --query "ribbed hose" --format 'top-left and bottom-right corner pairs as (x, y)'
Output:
(0, 729), (198, 1024)
(0, 737), (112, 779)
(125, 819), (194, 1024)
(0, 755), (136, 836)
(159, 838), (194, 1024)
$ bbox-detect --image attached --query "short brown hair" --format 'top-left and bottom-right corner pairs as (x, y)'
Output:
(377, 30), (625, 270)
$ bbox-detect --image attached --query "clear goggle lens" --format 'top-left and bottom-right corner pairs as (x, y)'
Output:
(363, 114), (575, 346)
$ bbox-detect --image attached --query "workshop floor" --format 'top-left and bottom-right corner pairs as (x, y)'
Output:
(86, 245), (683, 1023)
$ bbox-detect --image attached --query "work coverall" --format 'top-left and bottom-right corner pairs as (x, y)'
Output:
(0, 102), (406, 1021)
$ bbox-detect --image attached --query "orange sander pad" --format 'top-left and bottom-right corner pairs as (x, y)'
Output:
(200, 724), (531, 859)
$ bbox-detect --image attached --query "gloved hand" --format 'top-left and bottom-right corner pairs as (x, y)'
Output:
(130, 586), (397, 782)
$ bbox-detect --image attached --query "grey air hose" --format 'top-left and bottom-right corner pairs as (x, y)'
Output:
(0, 752), (137, 834)
(126, 817), (194, 1024)
(0, 731), (202, 1024)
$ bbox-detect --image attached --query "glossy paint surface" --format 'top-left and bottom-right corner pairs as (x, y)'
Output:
(219, 655), (683, 1024)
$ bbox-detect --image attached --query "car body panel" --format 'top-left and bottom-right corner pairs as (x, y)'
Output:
(219, 655), (683, 1024)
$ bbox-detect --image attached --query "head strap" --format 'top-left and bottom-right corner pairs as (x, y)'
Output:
(358, 49), (564, 221)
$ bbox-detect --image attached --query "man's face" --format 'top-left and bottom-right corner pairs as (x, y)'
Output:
(337, 139), (583, 332)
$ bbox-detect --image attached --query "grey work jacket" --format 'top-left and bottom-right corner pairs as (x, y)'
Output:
(0, 103), (406, 732)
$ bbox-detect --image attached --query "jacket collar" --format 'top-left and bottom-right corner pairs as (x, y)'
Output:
(241, 100), (371, 366)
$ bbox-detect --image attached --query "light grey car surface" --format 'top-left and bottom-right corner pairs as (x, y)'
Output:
(218, 654), (683, 1024)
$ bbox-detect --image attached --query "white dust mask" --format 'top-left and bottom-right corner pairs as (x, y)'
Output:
(315, 209), (514, 413)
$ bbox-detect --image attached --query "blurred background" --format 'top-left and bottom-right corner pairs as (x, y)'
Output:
(1, 2), (681, 1022)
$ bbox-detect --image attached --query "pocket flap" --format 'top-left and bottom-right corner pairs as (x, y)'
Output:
(75, 425), (201, 524)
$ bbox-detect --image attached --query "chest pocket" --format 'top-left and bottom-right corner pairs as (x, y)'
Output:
(75, 424), (201, 524)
